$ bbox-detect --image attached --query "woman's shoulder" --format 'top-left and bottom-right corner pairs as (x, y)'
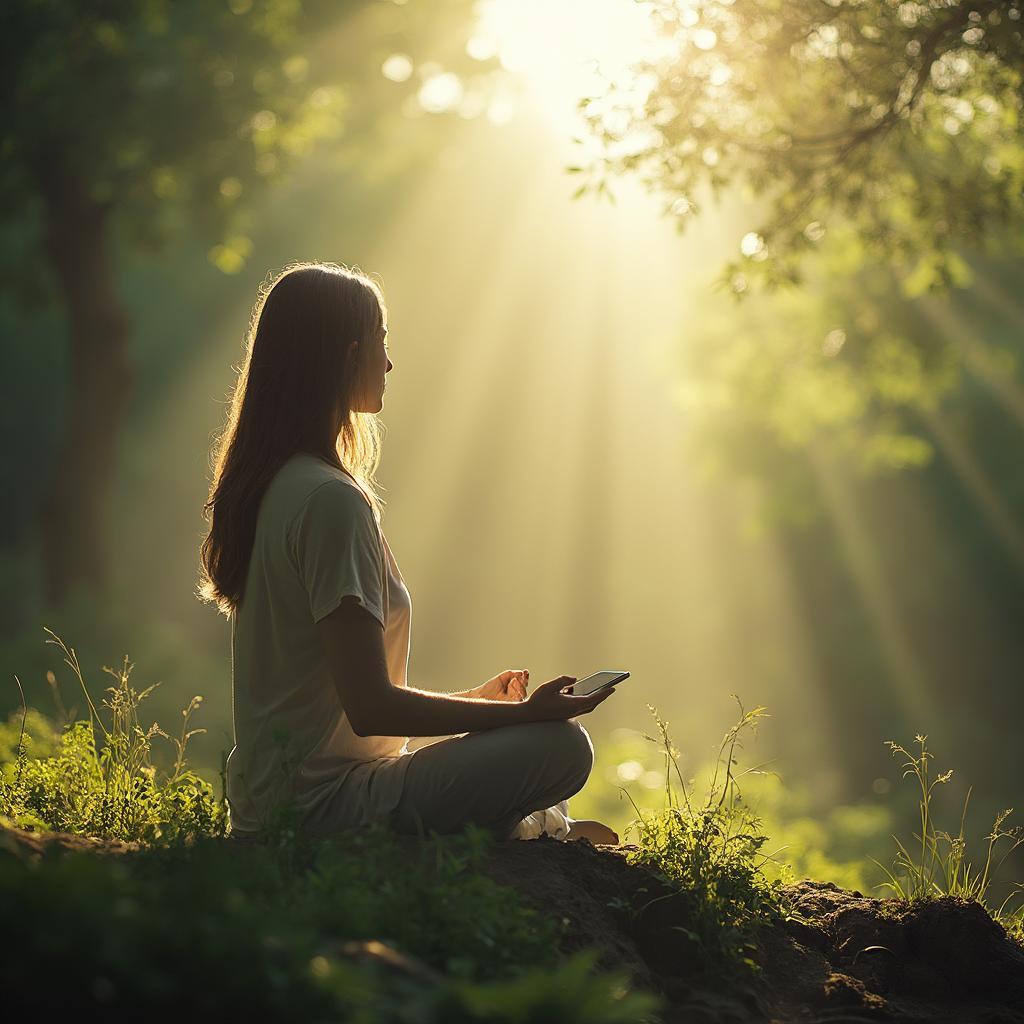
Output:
(273, 452), (359, 494)
(262, 454), (372, 530)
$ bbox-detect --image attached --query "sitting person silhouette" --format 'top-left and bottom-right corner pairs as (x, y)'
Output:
(198, 261), (619, 846)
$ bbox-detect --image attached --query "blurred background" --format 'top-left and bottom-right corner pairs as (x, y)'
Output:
(2, 0), (1022, 884)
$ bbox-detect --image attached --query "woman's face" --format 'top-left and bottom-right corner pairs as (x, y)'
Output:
(347, 321), (393, 413)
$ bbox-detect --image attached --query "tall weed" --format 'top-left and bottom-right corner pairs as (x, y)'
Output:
(873, 734), (1024, 942)
(0, 628), (225, 842)
(0, 630), (666, 1019)
(618, 697), (787, 971)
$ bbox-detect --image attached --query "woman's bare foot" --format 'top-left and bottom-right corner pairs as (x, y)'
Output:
(566, 819), (619, 845)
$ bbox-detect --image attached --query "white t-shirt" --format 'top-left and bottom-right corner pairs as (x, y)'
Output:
(225, 452), (414, 834)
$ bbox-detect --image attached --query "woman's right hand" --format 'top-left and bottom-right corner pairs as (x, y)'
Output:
(521, 675), (616, 722)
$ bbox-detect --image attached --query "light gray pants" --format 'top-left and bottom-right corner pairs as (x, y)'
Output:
(384, 718), (595, 840)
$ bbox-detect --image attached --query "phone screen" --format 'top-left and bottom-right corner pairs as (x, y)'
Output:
(570, 670), (629, 697)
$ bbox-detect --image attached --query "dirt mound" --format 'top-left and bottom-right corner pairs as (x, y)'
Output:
(4, 823), (1023, 1023)
(0, 821), (142, 858)
(466, 838), (1024, 1024)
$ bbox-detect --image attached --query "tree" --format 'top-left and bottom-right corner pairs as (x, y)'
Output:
(0, 0), (480, 602)
(568, 0), (1024, 511)
(574, 0), (1024, 295)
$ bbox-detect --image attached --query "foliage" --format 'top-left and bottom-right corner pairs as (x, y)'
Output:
(0, 591), (235, 777)
(730, 771), (891, 894)
(575, 0), (1024, 295)
(0, 628), (663, 1019)
(0, 825), (662, 1021)
(0, 0), (483, 295)
(571, 722), (893, 894)
(0, 0), (490, 600)
(0, 628), (225, 842)
(569, 1), (1024, 518)
(618, 697), (789, 972)
(440, 947), (663, 1024)
(668, 267), (953, 512)
(873, 733), (1024, 938)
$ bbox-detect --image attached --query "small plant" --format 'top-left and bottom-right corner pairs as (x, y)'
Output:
(873, 734), (1024, 940)
(0, 628), (225, 843)
(0, 819), (664, 1020)
(618, 696), (787, 972)
(0, 629), (668, 1017)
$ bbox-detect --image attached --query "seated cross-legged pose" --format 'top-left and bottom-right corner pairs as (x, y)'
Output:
(198, 261), (619, 845)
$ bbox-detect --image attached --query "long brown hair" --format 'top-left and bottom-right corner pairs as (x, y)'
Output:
(198, 260), (388, 617)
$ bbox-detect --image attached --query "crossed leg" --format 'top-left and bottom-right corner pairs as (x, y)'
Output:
(384, 718), (596, 840)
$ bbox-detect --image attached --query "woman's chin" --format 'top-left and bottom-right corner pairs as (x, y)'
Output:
(352, 397), (385, 413)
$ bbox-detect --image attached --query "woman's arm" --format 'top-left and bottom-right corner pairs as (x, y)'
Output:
(370, 684), (529, 737)
(316, 599), (612, 738)
(316, 600), (532, 737)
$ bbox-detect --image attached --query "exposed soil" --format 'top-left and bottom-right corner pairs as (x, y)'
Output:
(468, 836), (1024, 1024)
(0, 822), (142, 858)
(5, 823), (1023, 1023)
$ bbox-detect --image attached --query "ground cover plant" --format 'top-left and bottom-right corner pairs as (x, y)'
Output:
(873, 733), (1024, 944)
(615, 699), (790, 973)
(0, 628), (225, 841)
(2, 630), (1022, 1021)
(2, 825), (662, 1020)
(0, 630), (662, 1020)
(607, 699), (1024, 974)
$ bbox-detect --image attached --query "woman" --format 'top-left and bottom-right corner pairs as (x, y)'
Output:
(198, 261), (619, 845)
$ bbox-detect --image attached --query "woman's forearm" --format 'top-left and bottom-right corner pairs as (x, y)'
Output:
(363, 683), (531, 738)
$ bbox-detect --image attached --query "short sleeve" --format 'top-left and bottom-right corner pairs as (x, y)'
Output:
(291, 481), (386, 628)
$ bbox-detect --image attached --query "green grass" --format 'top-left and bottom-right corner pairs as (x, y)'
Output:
(610, 704), (1024, 967)
(614, 697), (790, 973)
(1, 628), (225, 841)
(0, 629), (664, 1021)
(3, 628), (1022, 1015)
(871, 733), (1024, 944)
(565, 723), (894, 895)
(1, 823), (662, 1019)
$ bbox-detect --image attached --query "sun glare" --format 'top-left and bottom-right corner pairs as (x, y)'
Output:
(470, 0), (669, 130)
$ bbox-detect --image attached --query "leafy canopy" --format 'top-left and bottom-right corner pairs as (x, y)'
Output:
(575, 0), (1024, 295)
(0, 0), (480, 288)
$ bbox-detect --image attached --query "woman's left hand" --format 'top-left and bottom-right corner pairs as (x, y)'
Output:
(476, 669), (529, 702)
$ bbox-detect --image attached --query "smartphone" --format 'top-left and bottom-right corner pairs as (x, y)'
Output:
(567, 670), (629, 697)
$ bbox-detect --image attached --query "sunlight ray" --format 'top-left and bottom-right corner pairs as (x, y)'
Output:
(917, 296), (1024, 432)
(919, 407), (1024, 576)
(369, 163), (565, 685)
(968, 270), (1024, 323)
(806, 446), (931, 724)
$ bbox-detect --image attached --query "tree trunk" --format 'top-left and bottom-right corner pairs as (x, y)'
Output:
(35, 168), (133, 604)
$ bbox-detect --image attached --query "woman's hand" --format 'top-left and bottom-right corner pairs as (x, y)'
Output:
(522, 675), (615, 722)
(476, 669), (529, 702)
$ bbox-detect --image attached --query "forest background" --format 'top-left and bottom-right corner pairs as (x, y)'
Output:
(2, 0), (1022, 893)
